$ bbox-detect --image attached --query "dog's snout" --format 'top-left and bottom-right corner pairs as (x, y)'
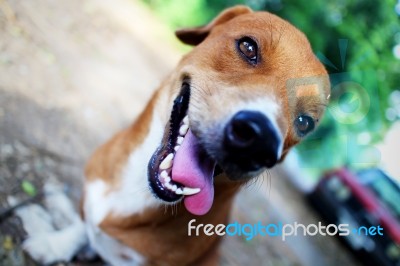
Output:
(226, 111), (262, 149)
(224, 111), (281, 171)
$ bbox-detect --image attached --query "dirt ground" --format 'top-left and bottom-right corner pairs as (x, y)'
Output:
(0, 0), (359, 265)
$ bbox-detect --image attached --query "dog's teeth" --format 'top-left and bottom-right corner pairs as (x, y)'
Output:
(183, 116), (189, 125)
(181, 187), (201, 196)
(174, 145), (180, 152)
(165, 182), (173, 190)
(160, 170), (170, 182)
(159, 153), (174, 170)
(175, 188), (183, 194)
(179, 125), (189, 136)
(177, 136), (184, 145)
(165, 183), (177, 192)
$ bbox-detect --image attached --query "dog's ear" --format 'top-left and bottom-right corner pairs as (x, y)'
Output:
(175, 5), (253, 46)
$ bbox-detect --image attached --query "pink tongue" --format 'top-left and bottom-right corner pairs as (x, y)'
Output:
(172, 130), (215, 215)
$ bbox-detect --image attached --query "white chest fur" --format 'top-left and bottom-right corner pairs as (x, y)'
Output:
(84, 113), (164, 264)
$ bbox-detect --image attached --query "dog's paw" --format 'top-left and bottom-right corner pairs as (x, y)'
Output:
(43, 182), (79, 228)
(22, 233), (71, 264)
(13, 203), (54, 235)
(22, 222), (88, 264)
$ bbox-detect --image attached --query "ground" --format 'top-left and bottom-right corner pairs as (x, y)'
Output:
(0, 0), (359, 265)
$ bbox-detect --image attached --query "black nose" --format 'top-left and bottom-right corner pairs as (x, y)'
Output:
(224, 111), (281, 170)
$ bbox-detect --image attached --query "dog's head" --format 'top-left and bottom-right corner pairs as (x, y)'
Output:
(148, 6), (330, 215)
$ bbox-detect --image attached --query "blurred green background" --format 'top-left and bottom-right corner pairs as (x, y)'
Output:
(142, 0), (400, 179)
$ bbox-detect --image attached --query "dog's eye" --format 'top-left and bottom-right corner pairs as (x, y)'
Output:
(294, 115), (315, 136)
(237, 37), (258, 64)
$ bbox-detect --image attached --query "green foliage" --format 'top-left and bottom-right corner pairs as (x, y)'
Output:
(142, 0), (210, 28)
(270, 0), (400, 175)
(142, 0), (400, 177)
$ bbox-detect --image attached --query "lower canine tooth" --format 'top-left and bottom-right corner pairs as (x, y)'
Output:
(159, 153), (174, 170)
(182, 187), (201, 196)
(179, 125), (189, 136)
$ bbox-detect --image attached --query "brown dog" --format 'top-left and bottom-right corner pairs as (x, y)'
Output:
(21, 5), (330, 266)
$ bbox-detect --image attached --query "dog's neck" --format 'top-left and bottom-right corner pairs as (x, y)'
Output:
(88, 84), (243, 264)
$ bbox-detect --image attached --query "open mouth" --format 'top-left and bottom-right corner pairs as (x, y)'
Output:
(148, 82), (217, 215)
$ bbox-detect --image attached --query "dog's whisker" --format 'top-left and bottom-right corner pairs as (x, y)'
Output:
(174, 203), (178, 216)
(256, 173), (265, 191)
(267, 169), (272, 199)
